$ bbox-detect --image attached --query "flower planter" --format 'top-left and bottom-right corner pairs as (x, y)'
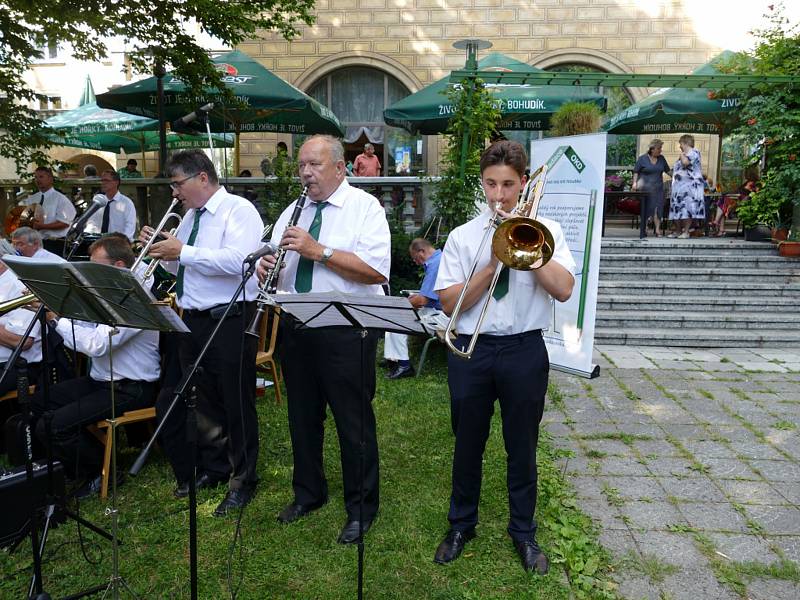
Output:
(778, 240), (800, 258)
(771, 228), (790, 242)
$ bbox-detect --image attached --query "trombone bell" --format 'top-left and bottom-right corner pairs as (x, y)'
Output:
(492, 217), (555, 271)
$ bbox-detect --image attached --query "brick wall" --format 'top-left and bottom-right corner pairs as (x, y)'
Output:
(237, 0), (726, 175)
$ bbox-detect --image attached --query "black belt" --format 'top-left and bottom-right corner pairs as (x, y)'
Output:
(183, 301), (252, 320)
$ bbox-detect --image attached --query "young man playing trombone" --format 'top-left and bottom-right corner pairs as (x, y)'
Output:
(433, 140), (575, 573)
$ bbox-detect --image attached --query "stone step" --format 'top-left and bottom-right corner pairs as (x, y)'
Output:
(597, 280), (800, 297)
(601, 239), (777, 256)
(599, 267), (800, 283)
(599, 253), (796, 270)
(596, 295), (793, 312)
(595, 311), (800, 331)
(593, 327), (800, 348)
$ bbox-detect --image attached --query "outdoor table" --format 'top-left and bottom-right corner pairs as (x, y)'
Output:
(602, 190), (650, 238)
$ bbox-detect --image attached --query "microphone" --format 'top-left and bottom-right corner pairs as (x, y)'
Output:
(171, 103), (214, 133)
(68, 195), (108, 237)
(243, 242), (279, 265)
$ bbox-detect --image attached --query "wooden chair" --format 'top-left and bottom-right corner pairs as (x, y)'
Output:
(0, 385), (36, 403)
(89, 407), (157, 499)
(256, 306), (282, 405)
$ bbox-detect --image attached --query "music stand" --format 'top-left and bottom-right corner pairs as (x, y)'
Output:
(270, 291), (430, 600)
(3, 256), (188, 599)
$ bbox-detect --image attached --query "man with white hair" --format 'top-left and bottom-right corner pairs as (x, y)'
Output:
(12, 227), (65, 262)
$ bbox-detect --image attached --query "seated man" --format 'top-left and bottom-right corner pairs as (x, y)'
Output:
(0, 255), (42, 395)
(384, 238), (446, 379)
(32, 235), (160, 498)
(12, 227), (65, 263)
(84, 170), (137, 240)
(21, 166), (77, 242)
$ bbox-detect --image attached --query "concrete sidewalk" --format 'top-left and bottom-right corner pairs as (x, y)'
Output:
(547, 346), (800, 599)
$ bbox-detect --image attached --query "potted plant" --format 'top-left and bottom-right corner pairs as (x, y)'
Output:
(721, 5), (800, 255)
(735, 171), (793, 242)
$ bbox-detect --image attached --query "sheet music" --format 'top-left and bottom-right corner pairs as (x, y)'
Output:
(2, 255), (189, 333)
(271, 291), (431, 335)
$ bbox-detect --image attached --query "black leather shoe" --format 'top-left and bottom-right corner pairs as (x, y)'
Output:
(386, 364), (414, 379)
(514, 539), (549, 574)
(434, 528), (476, 564)
(337, 519), (372, 544)
(174, 472), (227, 499)
(213, 487), (255, 517)
(277, 498), (327, 524)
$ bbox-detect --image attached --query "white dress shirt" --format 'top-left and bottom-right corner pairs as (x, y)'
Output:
(22, 187), (77, 239)
(0, 269), (41, 364)
(33, 247), (66, 263)
(435, 211), (576, 336)
(270, 179), (390, 295)
(54, 319), (160, 382)
(84, 191), (137, 240)
(165, 187), (263, 310)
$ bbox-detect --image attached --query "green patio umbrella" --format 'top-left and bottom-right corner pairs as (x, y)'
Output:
(602, 51), (741, 136)
(44, 102), (233, 174)
(383, 53), (607, 135)
(79, 75), (96, 106)
(602, 51), (741, 183)
(95, 50), (344, 171)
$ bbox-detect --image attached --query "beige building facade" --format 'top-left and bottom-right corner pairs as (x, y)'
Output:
(234, 0), (753, 179)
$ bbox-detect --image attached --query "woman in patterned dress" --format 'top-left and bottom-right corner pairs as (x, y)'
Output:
(668, 134), (705, 239)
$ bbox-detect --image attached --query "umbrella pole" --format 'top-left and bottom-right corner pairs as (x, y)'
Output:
(234, 130), (240, 176)
(715, 131), (723, 189)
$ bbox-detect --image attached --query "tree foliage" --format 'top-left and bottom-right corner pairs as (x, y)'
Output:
(724, 3), (800, 239)
(550, 102), (603, 137)
(0, 0), (315, 174)
(429, 78), (501, 240)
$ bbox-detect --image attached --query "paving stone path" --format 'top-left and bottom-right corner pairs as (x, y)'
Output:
(547, 346), (800, 600)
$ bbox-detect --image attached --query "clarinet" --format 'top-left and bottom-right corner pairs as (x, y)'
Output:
(245, 186), (309, 337)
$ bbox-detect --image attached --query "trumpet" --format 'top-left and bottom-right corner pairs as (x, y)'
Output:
(245, 186), (309, 338)
(444, 164), (553, 360)
(0, 293), (37, 316)
(133, 198), (183, 281)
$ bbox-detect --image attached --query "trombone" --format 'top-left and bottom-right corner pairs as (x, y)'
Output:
(444, 164), (553, 360)
(132, 198), (183, 282)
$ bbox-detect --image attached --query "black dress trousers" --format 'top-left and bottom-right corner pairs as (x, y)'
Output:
(280, 321), (380, 522)
(445, 330), (549, 543)
(179, 303), (258, 491)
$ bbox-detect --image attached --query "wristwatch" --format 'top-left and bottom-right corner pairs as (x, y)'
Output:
(320, 247), (334, 264)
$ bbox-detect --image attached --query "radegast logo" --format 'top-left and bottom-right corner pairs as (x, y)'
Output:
(214, 63), (255, 84)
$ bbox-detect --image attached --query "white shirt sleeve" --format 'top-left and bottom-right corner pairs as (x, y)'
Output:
(179, 201), (262, 277)
(55, 192), (77, 224)
(434, 227), (466, 292)
(351, 198), (391, 280)
(55, 320), (141, 358)
(123, 198), (137, 240)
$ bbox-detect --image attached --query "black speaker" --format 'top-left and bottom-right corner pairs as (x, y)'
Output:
(0, 461), (66, 549)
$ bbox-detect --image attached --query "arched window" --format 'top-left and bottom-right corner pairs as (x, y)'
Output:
(307, 67), (424, 176)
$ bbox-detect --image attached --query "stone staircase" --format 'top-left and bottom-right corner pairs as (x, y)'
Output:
(594, 238), (800, 347)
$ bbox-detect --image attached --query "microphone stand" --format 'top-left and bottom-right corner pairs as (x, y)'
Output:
(130, 259), (258, 600)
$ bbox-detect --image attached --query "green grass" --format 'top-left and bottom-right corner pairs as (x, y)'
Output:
(1, 347), (615, 599)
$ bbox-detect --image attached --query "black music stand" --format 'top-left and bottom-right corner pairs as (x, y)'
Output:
(271, 291), (430, 600)
(2, 256), (188, 599)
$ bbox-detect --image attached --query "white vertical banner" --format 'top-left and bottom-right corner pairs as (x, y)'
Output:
(530, 133), (606, 378)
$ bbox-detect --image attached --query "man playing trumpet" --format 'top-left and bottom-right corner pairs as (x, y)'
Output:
(433, 140), (575, 574)
(141, 150), (262, 516)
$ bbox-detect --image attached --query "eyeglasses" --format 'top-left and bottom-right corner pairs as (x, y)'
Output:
(169, 173), (200, 190)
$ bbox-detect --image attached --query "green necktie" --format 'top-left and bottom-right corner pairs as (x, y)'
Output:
(294, 201), (327, 293)
(492, 266), (509, 300)
(176, 208), (204, 298)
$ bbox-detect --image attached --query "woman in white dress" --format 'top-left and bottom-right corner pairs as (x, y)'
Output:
(668, 134), (705, 239)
